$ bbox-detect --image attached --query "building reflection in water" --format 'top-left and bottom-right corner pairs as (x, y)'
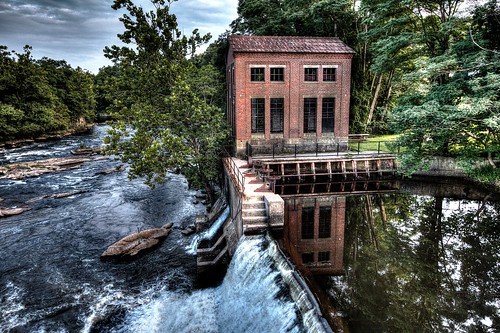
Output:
(281, 195), (346, 275)
(278, 180), (399, 276)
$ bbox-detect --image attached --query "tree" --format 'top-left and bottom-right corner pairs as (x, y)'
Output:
(390, 1), (499, 181)
(103, 0), (227, 202)
(0, 45), (96, 141)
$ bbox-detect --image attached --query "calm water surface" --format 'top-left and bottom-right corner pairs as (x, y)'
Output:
(278, 180), (499, 332)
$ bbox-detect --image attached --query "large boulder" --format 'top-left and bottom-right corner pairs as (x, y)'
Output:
(101, 223), (174, 258)
(0, 207), (31, 217)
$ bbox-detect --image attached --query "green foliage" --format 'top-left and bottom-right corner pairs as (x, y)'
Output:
(391, 1), (500, 180)
(0, 45), (96, 141)
(0, 103), (23, 138)
(103, 0), (227, 200)
(228, 0), (498, 180)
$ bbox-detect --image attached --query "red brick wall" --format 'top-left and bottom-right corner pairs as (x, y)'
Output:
(227, 50), (353, 155)
(282, 196), (346, 275)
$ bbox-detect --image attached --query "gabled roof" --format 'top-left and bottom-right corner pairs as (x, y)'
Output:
(229, 35), (355, 54)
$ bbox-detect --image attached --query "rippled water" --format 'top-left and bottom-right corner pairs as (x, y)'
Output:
(0, 125), (307, 332)
(0, 126), (207, 332)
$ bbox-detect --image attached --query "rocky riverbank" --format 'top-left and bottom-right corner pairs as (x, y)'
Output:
(0, 124), (94, 149)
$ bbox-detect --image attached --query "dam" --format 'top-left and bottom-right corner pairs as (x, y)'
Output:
(195, 151), (399, 332)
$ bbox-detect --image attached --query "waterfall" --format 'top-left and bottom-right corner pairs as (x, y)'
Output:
(112, 235), (312, 333)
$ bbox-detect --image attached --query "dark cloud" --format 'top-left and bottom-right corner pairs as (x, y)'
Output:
(0, 0), (237, 73)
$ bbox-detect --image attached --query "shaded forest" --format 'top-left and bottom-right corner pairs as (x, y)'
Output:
(1, 0), (498, 183)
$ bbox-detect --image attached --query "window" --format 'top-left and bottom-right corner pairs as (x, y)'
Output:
(301, 207), (315, 239)
(304, 98), (317, 133)
(270, 67), (284, 81)
(322, 97), (335, 133)
(270, 98), (284, 133)
(251, 98), (265, 133)
(323, 67), (336, 81)
(318, 251), (330, 263)
(251, 67), (265, 81)
(304, 67), (318, 81)
(318, 207), (331, 238)
(302, 252), (314, 264)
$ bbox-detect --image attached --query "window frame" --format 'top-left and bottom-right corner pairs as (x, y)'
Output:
(318, 251), (330, 263)
(250, 67), (265, 82)
(270, 97), (284, 133)
(251, 97), (265, 134)
(321, 97), (335, 134)
(270, 67), (284, 82)
(303, 97), (317, 134)
(318, 206), (331, 238)
(301, 207), (315, 239)
(304, 66), (319, 82)
(323, 66), (337, 82)
(302, 252), (314, 264)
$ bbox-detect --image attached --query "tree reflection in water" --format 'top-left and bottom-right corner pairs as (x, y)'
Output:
(278, 184), (499, 333)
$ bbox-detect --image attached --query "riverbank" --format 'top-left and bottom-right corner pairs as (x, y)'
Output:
(0, 123), (94, 149)
(410, 156), (500, 193)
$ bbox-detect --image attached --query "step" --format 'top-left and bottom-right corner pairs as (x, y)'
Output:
(242, 208), (268, 217)
(243, 223), (268, 235)
(242, 200), (266, 210)
(244, 195), (265, 201)
(242, 215), (268, 225)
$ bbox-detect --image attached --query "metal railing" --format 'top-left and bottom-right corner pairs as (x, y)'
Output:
(222, 149), (245, 193)
(247, 140), (398, 158)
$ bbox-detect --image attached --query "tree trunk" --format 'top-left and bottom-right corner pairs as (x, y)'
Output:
(487, 151), (496, 167)
(365, 74), (383, 131)
(365, 195), (379, 250)
(381, 70), (394, 122)
(204, 181), (215, 206)
(377, 194), (387, 227)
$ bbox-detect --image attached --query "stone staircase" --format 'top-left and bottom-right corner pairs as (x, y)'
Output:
(242, 195), (268, 234)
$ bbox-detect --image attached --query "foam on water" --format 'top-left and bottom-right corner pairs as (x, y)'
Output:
(113, 236), (303, 333)
(185, 206), (230, 255)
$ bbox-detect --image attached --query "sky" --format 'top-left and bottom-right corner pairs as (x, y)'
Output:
(0, 0), (238, 73)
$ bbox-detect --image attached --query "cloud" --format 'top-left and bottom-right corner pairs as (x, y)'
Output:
(0, 0), (237, 73)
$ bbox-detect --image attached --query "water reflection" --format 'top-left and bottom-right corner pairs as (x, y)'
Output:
(281, 196), (346, 275)
(276, 180), (499, 333)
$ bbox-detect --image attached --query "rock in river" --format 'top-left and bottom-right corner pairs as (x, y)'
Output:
(101, 223), (174, 258)
(0, 207), (31, 217)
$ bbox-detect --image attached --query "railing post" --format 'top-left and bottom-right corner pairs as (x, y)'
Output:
(273, 143), (275, 159)
(294, 144), (297, 158)
(378, 141), (381, 155)
(337, 142), (340, 156)
(357, 141), (360, 155)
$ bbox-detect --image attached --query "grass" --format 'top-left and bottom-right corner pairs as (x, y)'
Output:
(348, 134), (400, 153)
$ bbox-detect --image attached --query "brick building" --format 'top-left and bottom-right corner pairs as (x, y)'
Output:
(226, 35), (354, 156)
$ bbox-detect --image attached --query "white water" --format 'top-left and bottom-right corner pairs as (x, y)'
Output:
(112, 236), (305, 333)
(185, 206), (230, 255)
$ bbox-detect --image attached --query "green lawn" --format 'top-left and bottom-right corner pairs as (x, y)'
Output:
(348, 134), (400, 153)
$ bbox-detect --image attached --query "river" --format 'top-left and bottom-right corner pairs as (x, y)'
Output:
(1, 125), (498, 332)
(0, 125), (306, 332)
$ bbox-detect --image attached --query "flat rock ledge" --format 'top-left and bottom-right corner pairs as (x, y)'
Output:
(0, 156), (101, 180)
